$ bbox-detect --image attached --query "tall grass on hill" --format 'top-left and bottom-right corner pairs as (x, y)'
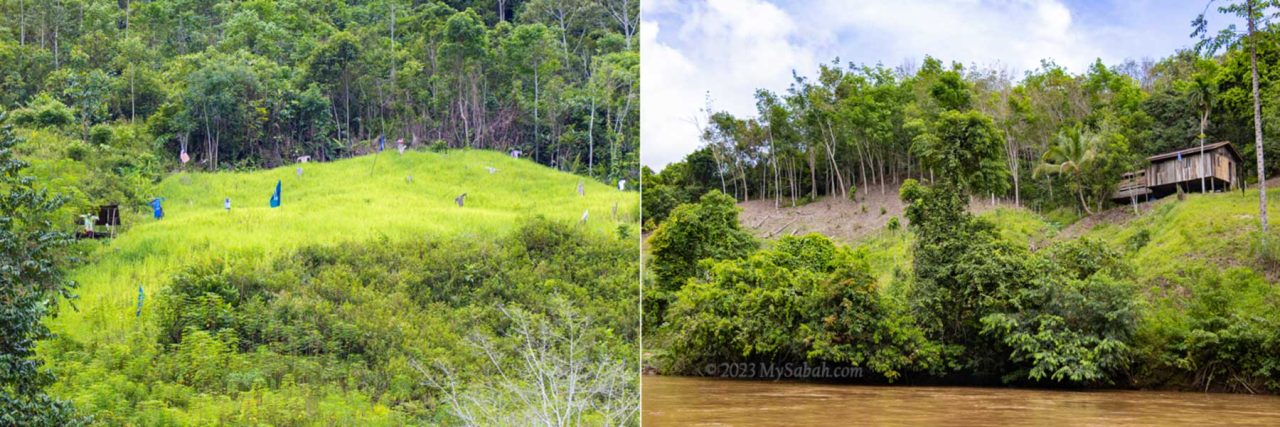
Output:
(53, 149), (637, 342)
(37, 149), (640, 424)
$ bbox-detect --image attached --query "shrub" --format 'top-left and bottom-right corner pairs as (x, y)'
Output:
(647, 190), (757, 292)
(8, 93), (75, 128)
(660, 234), (940, 380)
(428, 139), (448, 152)
(1250, 231), (1280, 270)
(88, 124), (113, 146)
(144, 219), (640, 422)
(1139, 267), (1280, 393)
(1126, 228), (1152, 252)
(64, 140), (90, 162)
(980, 257), (1138, 385)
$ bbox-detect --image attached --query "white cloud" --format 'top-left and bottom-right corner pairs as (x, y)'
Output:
(641, 0), (818, 169)
(799, 0), (1096, 72)
(641, 0), (1214, 169)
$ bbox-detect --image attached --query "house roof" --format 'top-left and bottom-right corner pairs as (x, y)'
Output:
(1147, 141), (1241, 163)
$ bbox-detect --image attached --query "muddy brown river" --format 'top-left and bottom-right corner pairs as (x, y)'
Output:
(643, 376), (1280, 426)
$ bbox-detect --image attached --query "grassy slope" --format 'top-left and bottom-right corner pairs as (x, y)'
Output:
(810, 187), (1280, 296)
(43, 149), (639, 421)
(1076, 190), (1280, 283)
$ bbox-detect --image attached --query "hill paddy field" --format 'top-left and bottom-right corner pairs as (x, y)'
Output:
(38, 149), (640, 425)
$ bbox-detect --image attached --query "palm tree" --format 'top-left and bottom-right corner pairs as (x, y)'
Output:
(1034, 125), (1098, 215)
(1185, 59), (1219, 192)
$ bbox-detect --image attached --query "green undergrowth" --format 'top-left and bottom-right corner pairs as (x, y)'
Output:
(37, 150), (639, 424)
(652, 188), (1278, 393)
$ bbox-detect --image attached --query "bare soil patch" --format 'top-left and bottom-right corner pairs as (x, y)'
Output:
(737, 184), (1020, 242)
(737, 187), (905, 242)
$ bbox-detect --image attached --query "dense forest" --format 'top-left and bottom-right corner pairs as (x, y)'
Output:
(0, 0), (638, 184)
(643, 11), (1278, 230)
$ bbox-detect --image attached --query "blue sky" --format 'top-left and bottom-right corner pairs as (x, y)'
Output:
(641, 0), (1243, 169)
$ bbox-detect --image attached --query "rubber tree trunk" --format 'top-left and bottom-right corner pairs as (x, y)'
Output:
(1248, 3), (1269, 232)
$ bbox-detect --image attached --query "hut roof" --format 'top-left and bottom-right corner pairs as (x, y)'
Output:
(1147, 141), (1241, 163)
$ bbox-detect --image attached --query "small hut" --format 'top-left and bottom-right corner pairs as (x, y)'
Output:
(1111, 141), (1242, 202)
(77, 204), (120, 239)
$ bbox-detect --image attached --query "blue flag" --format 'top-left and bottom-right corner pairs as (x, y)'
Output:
(270, 180), (282, 208)
(136, 286), (145, 317)
(150, 198), (164, 219)
(378, 134), (386, 152)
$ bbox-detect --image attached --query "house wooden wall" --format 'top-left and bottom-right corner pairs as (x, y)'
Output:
(1146, 146), (1236, 188)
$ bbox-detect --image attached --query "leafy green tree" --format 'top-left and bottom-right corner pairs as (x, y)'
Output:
(911, 109), (1010, 196)
(980, 239), (1138, 385)
(1194, 0), (1280, 232)
(661, 233), (939, 380)
(900, 178), (1026, 374)
(589, 50), (640, 182)
(648, 190), (756, 292)
(0, 114), (86, 426)
(501, 23), (561, 161)
(307, 31), (363, 146)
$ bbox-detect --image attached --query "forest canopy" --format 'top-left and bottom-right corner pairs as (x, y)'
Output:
(0, 0), (638, 183)
(643, 25), (1280, 228)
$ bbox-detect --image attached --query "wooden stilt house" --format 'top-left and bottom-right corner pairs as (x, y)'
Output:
(1111, 141), (1242, 203)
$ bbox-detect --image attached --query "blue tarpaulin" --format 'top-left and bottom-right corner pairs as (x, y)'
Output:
(136, 286), (145, 317)
(150, 198), (164, 219)
(270, 180), (282, 208)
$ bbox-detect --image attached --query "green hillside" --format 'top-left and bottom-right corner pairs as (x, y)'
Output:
(646, 185), (1278, 394)
(858, 186), (1280, 284)
(39, 149), (640, 424)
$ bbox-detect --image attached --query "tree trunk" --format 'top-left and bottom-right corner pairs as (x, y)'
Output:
(1248, 3), (1268, 232)
(785, 158), (791, 205)
(130, 68), (136, 122)
(857, 142), (868, 195)
(877, 150), (886, 195)
(822, 120), (846, 199)
(534, 66), (540, 162)
(1200, 109), (1209, 192)
(1078, 188), (1093, 215)
(588, 94), (595, 177)
(808, 150), (816, 199)
(1006, 132), (1021, 206)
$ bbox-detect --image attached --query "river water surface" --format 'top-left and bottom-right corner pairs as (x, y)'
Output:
(643, 376), (1280, 426)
